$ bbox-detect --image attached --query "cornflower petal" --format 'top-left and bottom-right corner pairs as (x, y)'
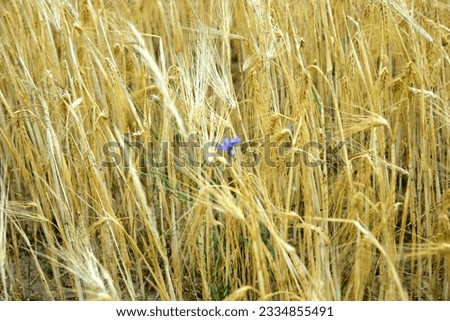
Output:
(218, 136), (241, 156)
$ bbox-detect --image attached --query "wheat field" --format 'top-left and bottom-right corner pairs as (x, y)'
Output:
(0, 0), (449, 301)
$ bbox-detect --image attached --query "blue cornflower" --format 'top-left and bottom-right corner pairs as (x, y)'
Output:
(218, 136), (241, 157)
